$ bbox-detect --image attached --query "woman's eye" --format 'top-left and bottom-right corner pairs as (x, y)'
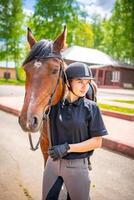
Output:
(52, 68), (58, 74)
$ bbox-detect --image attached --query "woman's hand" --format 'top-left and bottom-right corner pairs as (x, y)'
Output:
(48, 143), (70, 160)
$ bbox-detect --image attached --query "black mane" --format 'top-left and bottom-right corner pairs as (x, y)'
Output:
(23, 39), (54, 65)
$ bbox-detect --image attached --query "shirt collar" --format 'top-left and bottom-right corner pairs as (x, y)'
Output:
(61, 97), (84, 107)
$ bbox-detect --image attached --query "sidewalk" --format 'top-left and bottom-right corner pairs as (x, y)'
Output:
(98, 88), (134, 96)
(0, 96), (134, 158)
(1, 110), (134, 200)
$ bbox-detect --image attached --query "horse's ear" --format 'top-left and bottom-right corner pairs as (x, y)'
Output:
(27, 27), (37, 48)
(53, 25), (67, 52)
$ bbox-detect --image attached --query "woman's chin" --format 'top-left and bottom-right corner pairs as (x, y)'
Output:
(80, 91), (87, 96)
(79, 93), (86, 97)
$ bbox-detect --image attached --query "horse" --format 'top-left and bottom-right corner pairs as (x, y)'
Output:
(19, 26), (97, 163)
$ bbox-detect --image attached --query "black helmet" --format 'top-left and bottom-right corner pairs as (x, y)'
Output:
(66, 62), (94, 80)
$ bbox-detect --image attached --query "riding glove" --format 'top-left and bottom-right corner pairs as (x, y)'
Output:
(49, 143), (70, 160)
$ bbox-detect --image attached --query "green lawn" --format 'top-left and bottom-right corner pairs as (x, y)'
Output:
(98, 103), (134, 114)
(110, 99), (134, 104)
(0, 79), (25, 85)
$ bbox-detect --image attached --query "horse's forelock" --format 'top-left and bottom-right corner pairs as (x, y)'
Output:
(22, 39), (53, 66)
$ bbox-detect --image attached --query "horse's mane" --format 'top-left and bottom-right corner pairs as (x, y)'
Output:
(23, 39), (61, 65)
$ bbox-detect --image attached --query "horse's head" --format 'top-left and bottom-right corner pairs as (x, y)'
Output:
(19, 26), (67, 132)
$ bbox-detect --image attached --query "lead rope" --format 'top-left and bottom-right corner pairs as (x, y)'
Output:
(43, 106), (52, 148)
(27, 108), (51, 151)
(43, 64), (63, 148)
(28, 132), (41, 151)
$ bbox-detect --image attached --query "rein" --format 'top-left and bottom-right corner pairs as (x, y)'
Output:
(42, 62), (65, 148)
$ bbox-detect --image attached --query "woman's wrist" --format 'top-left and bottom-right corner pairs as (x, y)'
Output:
(68, 144), (72, 153)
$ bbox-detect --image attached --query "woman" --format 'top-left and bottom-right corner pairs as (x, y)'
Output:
(42, 62), (108, 200)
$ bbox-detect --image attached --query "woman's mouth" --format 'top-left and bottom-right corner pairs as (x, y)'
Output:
(80, 90), (86, 94)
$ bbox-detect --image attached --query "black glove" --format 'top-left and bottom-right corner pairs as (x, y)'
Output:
(49, 143), (70, 160)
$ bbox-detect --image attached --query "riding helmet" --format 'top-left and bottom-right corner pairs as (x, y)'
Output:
(66, 62), (94, 80)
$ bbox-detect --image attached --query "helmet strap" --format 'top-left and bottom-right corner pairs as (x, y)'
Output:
(67, 80), (80, 98)
(63, 69), (79, 97)
(63, 68), (71, 88)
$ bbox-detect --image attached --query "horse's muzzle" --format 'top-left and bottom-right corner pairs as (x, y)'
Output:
(18, 115), (41, 132)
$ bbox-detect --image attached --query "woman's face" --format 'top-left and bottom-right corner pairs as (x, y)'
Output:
(70, 79), (91, 97)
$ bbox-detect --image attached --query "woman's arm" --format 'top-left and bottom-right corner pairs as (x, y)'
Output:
(68, 136), (102, 153)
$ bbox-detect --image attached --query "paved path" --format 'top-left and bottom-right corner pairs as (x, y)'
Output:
(0, 95), (134, 158)
(0, 111), (134, 200)
(99, 88), (134, 94)
(0, 85), (134, 158)
(0, 85), (134, 100)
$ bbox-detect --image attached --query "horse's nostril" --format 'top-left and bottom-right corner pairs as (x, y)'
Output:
(31, 116), (39, 128)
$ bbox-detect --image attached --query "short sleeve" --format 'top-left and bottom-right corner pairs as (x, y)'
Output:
(88, 104), (108, 137)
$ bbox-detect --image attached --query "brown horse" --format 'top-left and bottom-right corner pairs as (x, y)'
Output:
(19, 26), (97, 162)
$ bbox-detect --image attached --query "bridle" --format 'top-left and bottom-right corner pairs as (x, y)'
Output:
(25, 40), (68, 150)
(28, 60), (67, 151)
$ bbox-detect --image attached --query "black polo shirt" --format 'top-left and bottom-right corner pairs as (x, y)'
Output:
(49, 97), (108, 159)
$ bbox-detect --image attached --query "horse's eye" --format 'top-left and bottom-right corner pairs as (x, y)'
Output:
(52, 69), (58, 74)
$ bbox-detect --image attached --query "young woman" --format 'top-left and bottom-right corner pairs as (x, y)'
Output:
(42, 62), (108, 200)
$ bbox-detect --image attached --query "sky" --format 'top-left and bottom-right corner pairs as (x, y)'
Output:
(23, 0), (36, 11)
(23, 0), (115, 19)
(78, 0), (115, 19)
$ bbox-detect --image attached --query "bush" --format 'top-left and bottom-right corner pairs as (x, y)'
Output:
(16, 66), (26, 81)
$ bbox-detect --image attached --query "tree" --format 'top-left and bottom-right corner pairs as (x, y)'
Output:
(0, 0), (24, 79)
(101, 0), (134, 64)
(28, 0), (93, 47)
(90, 0), (134, 64)
(91, 14), (104, 50)
(0, 0), (11, 61)
(71, 20), (93, 47)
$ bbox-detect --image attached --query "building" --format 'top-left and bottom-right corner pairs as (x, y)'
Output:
(62, 46), (134, 88)
(90, 64), (134, 88)
(0, 61), (16, 79)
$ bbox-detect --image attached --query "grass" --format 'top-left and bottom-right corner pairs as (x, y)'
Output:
(98, 103), (134, 114)
(110, 99), (134, 104)
(0, 78), (25, 85)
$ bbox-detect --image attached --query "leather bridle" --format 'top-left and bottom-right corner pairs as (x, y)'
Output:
(28, 56), (68, 151)
(22, 39), (68, 151)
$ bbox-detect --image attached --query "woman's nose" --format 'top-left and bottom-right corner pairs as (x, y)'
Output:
(82, 83), (88, 88)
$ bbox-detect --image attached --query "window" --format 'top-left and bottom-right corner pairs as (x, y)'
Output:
(112, 71), (120, 82)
